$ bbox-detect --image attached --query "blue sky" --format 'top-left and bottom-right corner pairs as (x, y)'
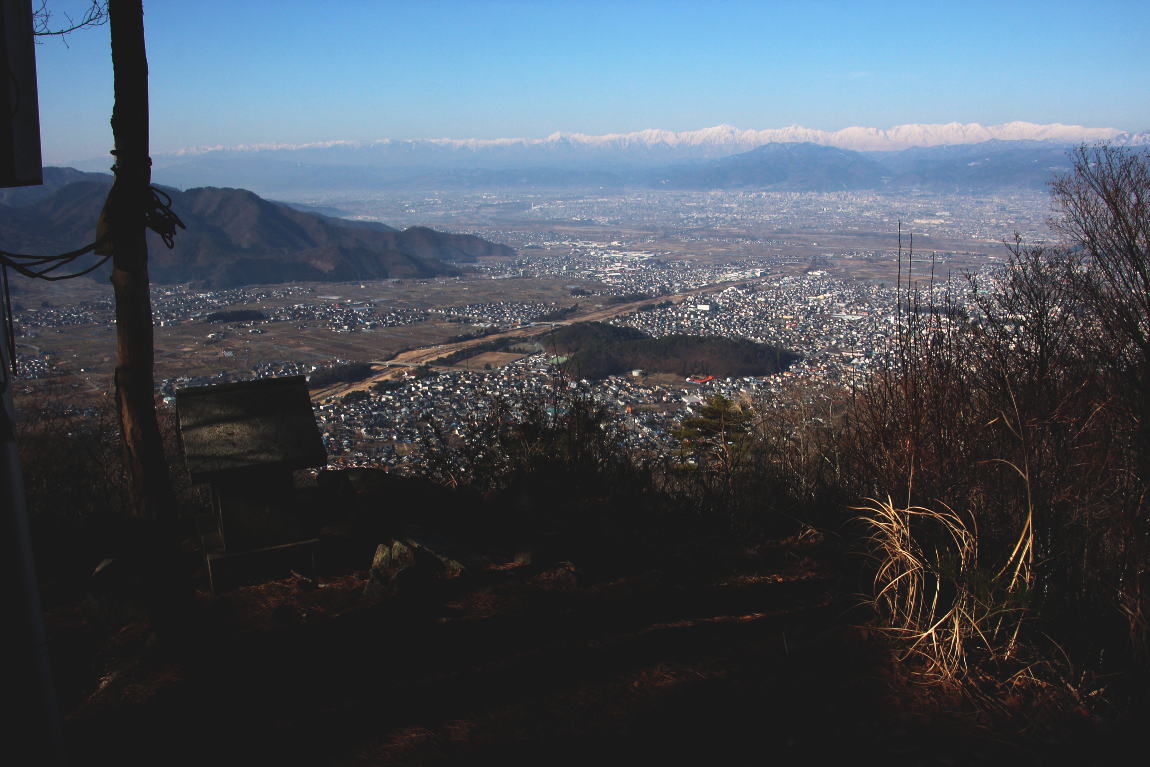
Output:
(33, 0), (1150, 164)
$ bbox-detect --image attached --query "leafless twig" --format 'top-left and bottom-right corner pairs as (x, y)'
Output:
(33, 1), (108, 43)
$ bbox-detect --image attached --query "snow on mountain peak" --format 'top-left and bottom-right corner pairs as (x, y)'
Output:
(425, 122), (1125, 152)
(165, 122), (1135, 159)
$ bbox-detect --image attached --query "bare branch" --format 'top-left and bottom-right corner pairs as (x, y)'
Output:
(33, 1), (108, 41)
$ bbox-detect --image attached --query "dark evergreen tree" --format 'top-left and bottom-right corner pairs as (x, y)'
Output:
(673, 394), (754, 480)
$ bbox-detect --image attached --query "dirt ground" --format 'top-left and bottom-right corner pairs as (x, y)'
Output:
(50, 534), (1119, 767)
(455, 352), (528, 370)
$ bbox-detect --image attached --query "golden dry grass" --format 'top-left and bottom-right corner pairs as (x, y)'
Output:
(856, 495), (1033, 686)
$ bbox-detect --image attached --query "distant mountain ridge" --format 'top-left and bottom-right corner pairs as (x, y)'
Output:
(151, 140), (1128, 196)
(103, 122), (1150, 197)
(0, 171), (514, 289)
(654, 143), (889, 191)
(0, 166), (112, 205)
(648, 139), (1108, 192)
(163, 121), (1141, 158)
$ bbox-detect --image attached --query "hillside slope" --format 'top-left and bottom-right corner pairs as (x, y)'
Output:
(0, 173), (514, 288)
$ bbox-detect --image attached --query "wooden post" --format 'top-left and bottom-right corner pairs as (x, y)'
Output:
(104, 0), (174, 520)
(2, 286), (66, 765)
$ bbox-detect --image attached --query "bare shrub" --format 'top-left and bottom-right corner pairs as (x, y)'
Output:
(1052, 146), (1150, 669)
(16, 388), (129, 521)
(16, 387), (206, 605)
(851, 146), (1150, 707)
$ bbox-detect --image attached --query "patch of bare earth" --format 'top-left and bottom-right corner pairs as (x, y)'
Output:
(54, 538), (1112, 766)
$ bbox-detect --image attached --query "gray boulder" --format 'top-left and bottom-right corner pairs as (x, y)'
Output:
(364, 538), (466, 598)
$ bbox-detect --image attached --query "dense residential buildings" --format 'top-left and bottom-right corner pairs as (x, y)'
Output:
(13, 189), (1017, 470)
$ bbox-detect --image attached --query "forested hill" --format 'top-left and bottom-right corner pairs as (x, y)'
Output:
(545, 322), (800, 380)
(0, 170), (515, 289)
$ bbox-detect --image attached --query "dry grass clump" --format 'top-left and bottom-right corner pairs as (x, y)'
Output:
(857, 496), (1031, 685)
(847, 147), (1150, 719)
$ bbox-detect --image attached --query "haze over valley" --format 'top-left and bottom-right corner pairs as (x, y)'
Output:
(11, 159), (1051, 468)
(128, 121), (1149, 198)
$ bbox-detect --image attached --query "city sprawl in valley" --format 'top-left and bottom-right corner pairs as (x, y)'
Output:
(11, 187), (1046, 470)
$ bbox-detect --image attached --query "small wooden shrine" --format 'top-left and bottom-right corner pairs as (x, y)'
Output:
(176, 375), (327, 590)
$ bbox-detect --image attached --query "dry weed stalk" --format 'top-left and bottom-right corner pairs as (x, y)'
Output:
(858, 494), (1034, 685)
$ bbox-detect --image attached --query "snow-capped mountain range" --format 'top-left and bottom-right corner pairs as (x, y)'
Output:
(123, 122), (1150, 197)
(168, 121), (1146, 158)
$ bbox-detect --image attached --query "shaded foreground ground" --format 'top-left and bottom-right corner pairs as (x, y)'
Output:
(53, 536), (1118, 767)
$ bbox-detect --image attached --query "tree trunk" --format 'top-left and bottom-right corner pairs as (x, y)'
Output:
(105, 0), (174, 520)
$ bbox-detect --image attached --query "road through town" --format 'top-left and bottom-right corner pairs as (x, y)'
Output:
(310, 277), (765, 402)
